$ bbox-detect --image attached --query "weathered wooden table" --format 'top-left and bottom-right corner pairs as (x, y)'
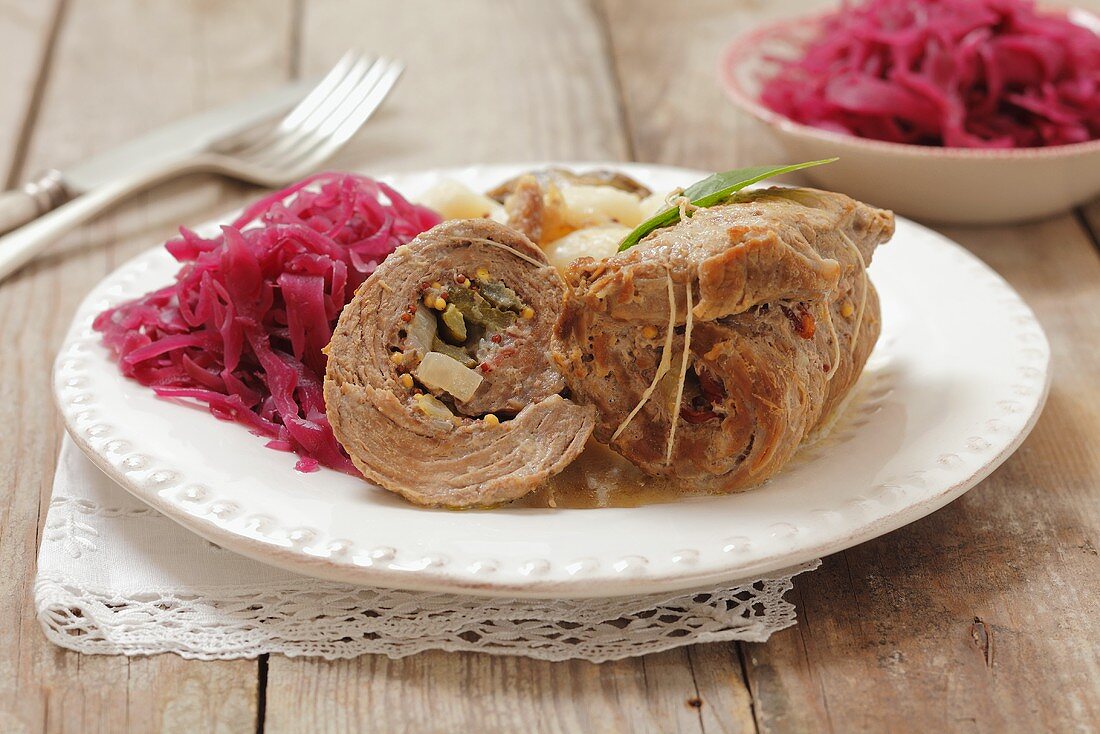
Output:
(1, 1), (1098, 731)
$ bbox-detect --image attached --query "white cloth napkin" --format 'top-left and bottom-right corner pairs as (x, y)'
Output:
(34, 437), (819, 662)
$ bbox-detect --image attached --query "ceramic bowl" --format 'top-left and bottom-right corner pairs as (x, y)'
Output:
(718, 13), (1100, 225)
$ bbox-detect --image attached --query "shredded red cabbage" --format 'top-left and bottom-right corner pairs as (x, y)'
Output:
(758, 0), (1100, 147)
(94, 173), (441, 474)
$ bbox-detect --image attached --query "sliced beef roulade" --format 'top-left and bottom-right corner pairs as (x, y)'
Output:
(324, 219), (595, 508)
(553, 187), (894, 491)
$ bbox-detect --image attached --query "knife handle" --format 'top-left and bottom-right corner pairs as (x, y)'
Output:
(0, 170), (68, 235)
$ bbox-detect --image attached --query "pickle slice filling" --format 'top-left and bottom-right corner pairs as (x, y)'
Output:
(393, 269), (533, 422)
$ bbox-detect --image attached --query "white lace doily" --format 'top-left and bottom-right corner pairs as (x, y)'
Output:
(35, 438), (819, 662)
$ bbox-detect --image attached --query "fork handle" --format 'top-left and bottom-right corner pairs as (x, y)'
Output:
(0, 157), (205, 284)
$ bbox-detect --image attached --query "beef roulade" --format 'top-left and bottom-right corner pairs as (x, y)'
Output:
(552, 187), (894, 490)
(324, 219), (595, 508)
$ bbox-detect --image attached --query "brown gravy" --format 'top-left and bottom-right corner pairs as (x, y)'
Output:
(517, 442), (716, 509)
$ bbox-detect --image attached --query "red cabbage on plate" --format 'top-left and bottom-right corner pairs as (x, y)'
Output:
(93, 173), (441, 474)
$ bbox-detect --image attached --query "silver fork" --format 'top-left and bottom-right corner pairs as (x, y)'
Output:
(0, 51), (403, 283)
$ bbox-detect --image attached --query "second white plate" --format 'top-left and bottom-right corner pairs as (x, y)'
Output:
(54, 162), (1050, 598)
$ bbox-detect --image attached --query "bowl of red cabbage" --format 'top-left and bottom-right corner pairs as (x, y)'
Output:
(719, 0), (1100, 224)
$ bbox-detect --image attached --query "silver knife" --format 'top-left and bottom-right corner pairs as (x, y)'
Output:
(0, 78), (315, 235)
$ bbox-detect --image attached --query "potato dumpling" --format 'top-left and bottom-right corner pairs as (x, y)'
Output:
(639, 190), (674, 219)
(417, 180), (507, 222)
(543, 224), (630, 273)
(559, 185), (646, 229)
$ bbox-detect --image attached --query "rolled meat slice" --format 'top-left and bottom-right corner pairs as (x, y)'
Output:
(553, 187), (894, 490)
(324, 219), (595, 508)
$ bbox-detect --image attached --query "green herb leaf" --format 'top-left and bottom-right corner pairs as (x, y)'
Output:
(617, 158), (837, 252)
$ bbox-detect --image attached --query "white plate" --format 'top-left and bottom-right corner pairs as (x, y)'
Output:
(55, 163), (1050, 598)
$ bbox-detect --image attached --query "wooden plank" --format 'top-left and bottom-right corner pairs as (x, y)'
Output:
(597, 0), (834, 172)
(0, 0), (297, 731)
(601, 0), (1100, 731)
(266, 650), (718, 734)
(294, 0), (629, 172)
(687, 645), (757, 734)
(0, 0), (63, 185)
(262, 2), (714, 731)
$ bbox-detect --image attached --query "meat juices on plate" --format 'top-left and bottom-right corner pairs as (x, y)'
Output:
(324, 219), (595, 508)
